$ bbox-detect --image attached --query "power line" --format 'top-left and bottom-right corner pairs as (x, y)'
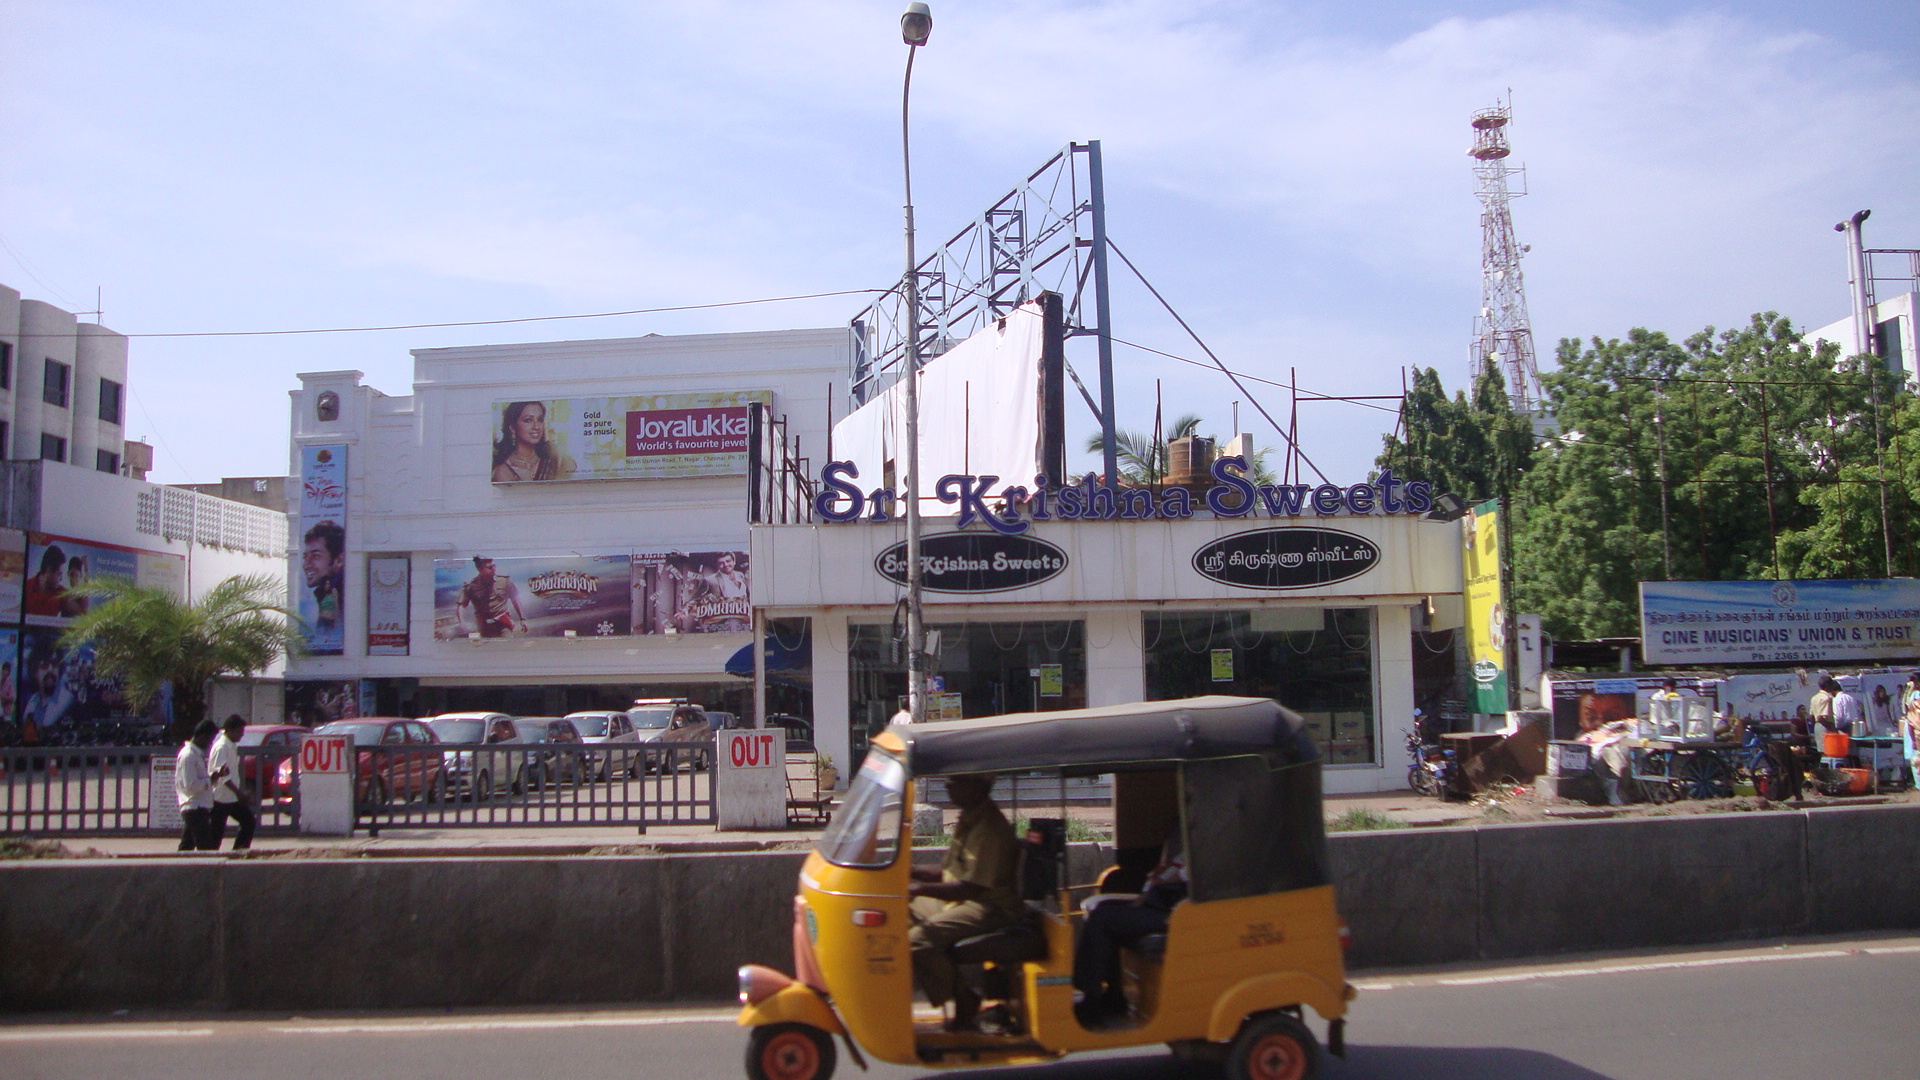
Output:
(6, 289), (886, 339)
(1108, 336), (1402, 415)
(1105, 238), (1331, 484)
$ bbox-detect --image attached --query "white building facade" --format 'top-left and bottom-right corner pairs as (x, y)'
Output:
(282, 328), (847, 723)
(0, 283), (131, 475)
(751, 487), (1464, 795)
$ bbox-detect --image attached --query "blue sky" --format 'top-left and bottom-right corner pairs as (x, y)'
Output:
(3, 1), (1916, 486)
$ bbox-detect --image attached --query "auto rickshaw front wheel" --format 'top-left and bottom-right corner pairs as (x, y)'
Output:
(1225, 1010), (1320, 1080)
(745, 1022), (836, 1080)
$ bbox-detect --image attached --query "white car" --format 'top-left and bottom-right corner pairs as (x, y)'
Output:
(562, 710), (645, 781)
(425, 713), (534, 799)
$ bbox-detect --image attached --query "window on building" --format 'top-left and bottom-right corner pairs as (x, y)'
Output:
(97, 449), (120, 474)
(1145, 608), (1378, 765)
(847, 619), (1085, 770)
(98, 378), (124, 425)
(0, 421), (9, 458)
(40, 433), (66, 463)
(0, 341), (12, 389)
(43, 359), (70, 408)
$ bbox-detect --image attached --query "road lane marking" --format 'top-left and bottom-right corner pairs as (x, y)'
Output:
(1354, 943), (1920, 991)
(269, 1010), (739, 1035)
(0, 1028), (214, 1041)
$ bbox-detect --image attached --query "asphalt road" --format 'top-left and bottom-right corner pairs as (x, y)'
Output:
(5, 936), (1917, 1080)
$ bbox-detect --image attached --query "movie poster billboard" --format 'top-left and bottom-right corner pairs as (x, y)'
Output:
(297, 445), (349, 656)
(0, 527), (25, 623)
(1545, 674), (1714, 741)
(284, 680), (360, 728)
(433, 554), (632, 640)
(1462, 499), (1507, 714)
(631, 550), (750, 635)
(1715, 669), (1915, 730)
(1641, 579), (1920, 666)
(22, 532), (184, 628)
(487, 391), (771, 484)
(14, 627), (158, 743)
(366, 556), (410, 656)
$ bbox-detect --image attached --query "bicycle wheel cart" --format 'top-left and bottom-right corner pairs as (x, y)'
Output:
(1629, 740), (1740, 802)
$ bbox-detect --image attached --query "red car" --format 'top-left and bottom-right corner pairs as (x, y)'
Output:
(240, 724), (307, 803)
(308, 718), (447, 807)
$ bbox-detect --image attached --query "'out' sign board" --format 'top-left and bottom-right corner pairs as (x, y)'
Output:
(716, 728), (786, 830)
(298, 733), (355, 836)
(725, 730), (780, 770)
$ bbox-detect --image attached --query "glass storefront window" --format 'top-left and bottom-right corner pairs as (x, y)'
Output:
(847, 620), (1086, 764)
(1144, 608), (1376, 765)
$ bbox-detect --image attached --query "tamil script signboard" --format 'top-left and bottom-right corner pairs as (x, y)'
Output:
(1640, 579), (1920, 666)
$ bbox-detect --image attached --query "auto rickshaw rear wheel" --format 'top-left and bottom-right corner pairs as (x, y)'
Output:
(1225, 1010), (1319, 1080)
(745, 1022), (836, 1080)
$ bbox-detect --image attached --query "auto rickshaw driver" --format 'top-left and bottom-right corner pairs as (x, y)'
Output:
(908, 773), (1023, 1031)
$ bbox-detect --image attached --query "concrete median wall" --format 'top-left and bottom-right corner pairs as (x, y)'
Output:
(5, 806), (1918, 1012)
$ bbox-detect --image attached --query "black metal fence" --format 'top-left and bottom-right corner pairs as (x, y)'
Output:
(0, 743), (715, 837)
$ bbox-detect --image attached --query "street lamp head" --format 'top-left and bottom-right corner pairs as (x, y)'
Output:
(902, 2), (932, 46)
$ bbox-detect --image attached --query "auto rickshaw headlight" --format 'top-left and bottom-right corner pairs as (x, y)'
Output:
(738, 964), (796, 1007)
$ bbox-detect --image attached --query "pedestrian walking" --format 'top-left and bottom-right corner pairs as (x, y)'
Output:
(209, 715), (255, 850)
(175, 719), (218, 851)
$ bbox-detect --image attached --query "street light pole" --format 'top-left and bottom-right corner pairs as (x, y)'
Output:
(901, 3), (931, 725)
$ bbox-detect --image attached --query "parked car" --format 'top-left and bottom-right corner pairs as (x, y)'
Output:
(242, 724), (308, 802)
(521, 717), (588, 789)
(309, 718), (446, 807)
(705, 710), (742, 731)
(563, 711), (644, 781)
(766, 714), (815, 754)
(649, 701), (714, 771)
(425, 713), (533, 799)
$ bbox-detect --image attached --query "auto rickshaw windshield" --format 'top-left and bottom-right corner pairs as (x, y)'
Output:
(816, 750), (907, 869)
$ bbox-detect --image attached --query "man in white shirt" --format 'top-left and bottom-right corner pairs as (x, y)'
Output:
(209, 715), (255, 850)
(174, 719), (218, 851)
(1832, 679), (1866, 737)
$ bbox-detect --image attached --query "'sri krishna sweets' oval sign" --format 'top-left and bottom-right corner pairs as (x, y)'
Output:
(875, 533), (1068, 593)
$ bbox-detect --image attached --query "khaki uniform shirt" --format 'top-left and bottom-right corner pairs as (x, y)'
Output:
(1810, 690), (1834, 728)
(943, 800), (1023, 920)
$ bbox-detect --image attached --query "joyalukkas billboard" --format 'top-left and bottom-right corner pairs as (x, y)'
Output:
(488, 391), (772, 483)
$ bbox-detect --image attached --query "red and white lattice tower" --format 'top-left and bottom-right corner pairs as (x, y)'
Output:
(1469, 99), (1544, 414)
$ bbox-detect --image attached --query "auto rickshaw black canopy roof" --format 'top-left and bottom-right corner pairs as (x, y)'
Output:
(891, 696), (1319, 777)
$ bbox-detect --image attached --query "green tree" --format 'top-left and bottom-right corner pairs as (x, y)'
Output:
(58, 574), (299, 743)
(1376, 360), (1533, 504)
(1509, 313), (1902, 639)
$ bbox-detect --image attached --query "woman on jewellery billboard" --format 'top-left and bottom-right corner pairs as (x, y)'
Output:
(491, 401), (576, 482)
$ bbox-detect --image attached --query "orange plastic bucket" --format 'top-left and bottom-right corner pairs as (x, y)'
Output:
(1822, 731), (1851, 758)
(1839, 768), (1872, 795)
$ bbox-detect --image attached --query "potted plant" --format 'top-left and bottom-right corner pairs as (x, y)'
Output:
(815, 753), (838, 793)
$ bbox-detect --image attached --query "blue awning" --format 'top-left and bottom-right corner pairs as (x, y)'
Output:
(725, 631), (812, 679)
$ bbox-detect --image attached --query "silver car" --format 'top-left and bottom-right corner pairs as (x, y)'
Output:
(425, 713), (534, 800)
(563, 710), (644, 781)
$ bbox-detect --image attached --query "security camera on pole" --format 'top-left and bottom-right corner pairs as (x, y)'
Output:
(900, 2), (932, 724)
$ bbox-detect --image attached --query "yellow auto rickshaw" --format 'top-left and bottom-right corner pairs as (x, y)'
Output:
(737, 696), (1353, 1080)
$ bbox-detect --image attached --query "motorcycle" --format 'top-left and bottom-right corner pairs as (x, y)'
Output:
(1404, 729), (1456, 798)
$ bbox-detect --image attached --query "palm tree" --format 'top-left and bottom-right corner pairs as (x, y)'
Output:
(59, 574), (299, 744)
(1084, 413), (1279, 485)
(1085, 414), (1203, 485)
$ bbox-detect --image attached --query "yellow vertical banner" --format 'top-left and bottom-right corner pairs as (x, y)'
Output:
(1462, 498), (1508, 714)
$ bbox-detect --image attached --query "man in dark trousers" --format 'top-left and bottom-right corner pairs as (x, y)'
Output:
(908, 774), (1022, 1031)
(1074, 833), (1188, 1027)
(209, 715), (256, 850)
(174, 719), (218, 851)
